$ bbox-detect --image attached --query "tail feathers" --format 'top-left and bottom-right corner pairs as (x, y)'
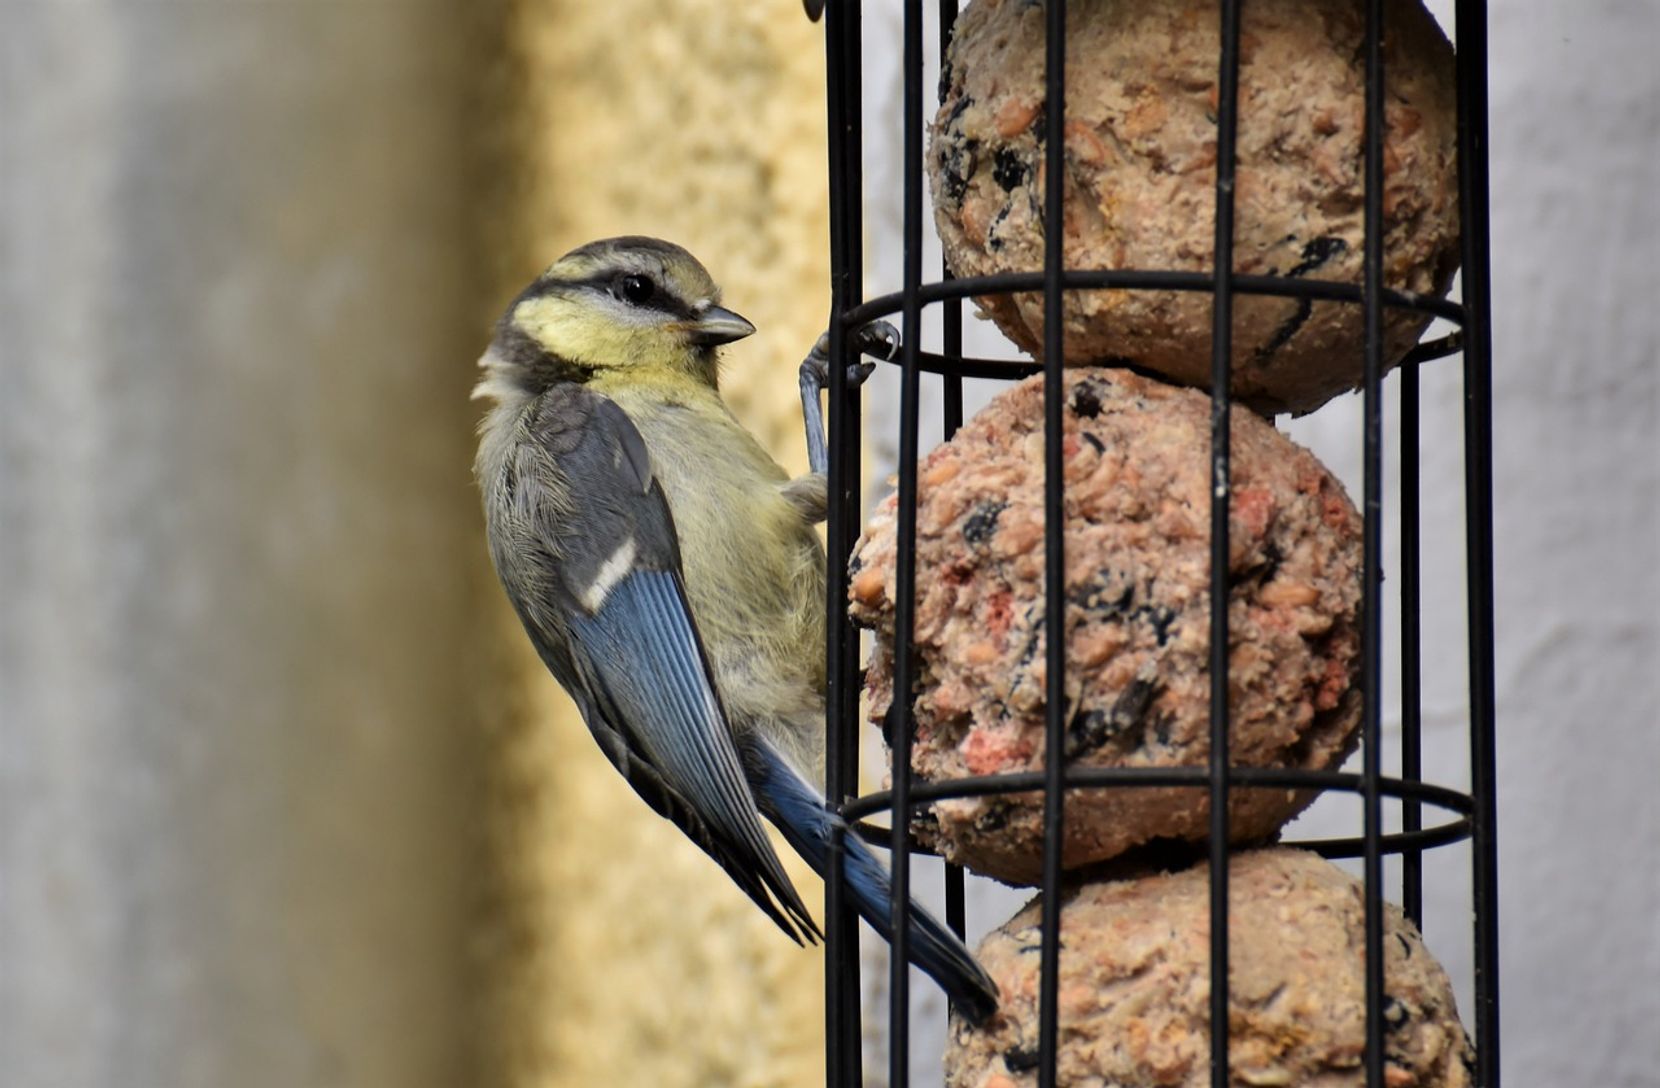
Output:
(742, 736), (1000, 1023)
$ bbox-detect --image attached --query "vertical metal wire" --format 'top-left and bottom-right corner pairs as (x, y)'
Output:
(887, 4), (926, 1084)
(939, 0), (965, 444)
(823, 4), (864, 1084)
(1360, 0), (1389, 1083)
(1401, 355), (1425, 930)
(1035, 3), (1068, 1087)
(1454, 1), (1502, 1083)
(1206, 2), (1243, 1084)
(938, 0), (969, 954)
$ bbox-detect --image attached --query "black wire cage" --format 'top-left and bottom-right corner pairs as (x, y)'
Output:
(809, 2), (1498, 1087)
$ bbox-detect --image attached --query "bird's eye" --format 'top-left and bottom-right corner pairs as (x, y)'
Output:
(618, 274), (655, 305)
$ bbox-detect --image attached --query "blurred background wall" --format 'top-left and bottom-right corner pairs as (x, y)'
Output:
(478, 5), (832, 1087)
(2, 2), (830, 1087)
(2, 3), (1654, 1088)
(2, 4), (497, 1086)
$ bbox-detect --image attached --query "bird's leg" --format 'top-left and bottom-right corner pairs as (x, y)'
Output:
(789, 321), (898, 522)
(798, 320), (899, 477)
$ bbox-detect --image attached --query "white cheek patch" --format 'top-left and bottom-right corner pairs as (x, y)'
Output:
(581, 537), (638, 613)
(472, 346), (508, 400)
(471, 373), (517, 402)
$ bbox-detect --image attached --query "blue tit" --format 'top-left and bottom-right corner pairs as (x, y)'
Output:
(472, 235), (998, 1021)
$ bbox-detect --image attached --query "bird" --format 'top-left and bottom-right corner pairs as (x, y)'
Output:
(472, 235), (999, 1021)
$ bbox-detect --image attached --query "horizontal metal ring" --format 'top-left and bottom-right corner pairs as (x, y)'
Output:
(843, 766), (1473, 821)
(840, 269), (1466, 329)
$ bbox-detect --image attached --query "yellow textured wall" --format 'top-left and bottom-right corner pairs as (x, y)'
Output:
(474, 4), (830, 1087)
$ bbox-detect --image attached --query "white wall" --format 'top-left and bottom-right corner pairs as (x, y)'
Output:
(855, 3), (1659, 1085)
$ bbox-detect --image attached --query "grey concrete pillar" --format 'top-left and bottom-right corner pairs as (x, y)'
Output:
(2, 5), (497, 1086)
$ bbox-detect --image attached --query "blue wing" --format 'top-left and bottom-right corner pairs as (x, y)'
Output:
(491, 384), (818, 943)
(568, 568), (819, 942)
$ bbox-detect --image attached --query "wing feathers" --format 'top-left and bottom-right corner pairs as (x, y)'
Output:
(568, 559), (818, 944)
(500, 385), (820, 944)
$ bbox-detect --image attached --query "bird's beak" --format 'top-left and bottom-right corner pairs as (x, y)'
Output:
(685, 304), (756, 346)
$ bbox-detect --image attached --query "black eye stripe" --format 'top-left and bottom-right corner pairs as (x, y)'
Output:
(518, 271), (695, 320)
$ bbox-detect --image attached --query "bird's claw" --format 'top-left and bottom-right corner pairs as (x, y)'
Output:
(853, 320), (902, 363)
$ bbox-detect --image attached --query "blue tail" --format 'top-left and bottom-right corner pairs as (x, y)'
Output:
(741, 736), (1000, 1023)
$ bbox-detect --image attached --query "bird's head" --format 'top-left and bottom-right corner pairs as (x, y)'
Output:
(475, 236), (754, 400)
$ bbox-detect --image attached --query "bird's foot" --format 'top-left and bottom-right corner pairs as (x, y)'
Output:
(799, 321), (898, 475)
